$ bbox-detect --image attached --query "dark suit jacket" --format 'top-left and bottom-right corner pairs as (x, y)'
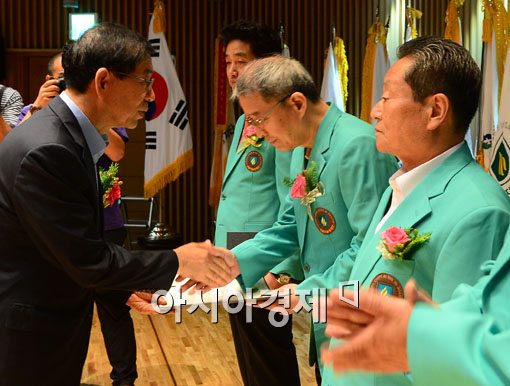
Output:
(0, 96), (178, 386)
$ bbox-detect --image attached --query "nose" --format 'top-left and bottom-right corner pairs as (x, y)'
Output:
(227, 68), (237, 82)
(254, 125), (265, 138)
(145, 85), (155, 102)
(370, 100), (382, 122)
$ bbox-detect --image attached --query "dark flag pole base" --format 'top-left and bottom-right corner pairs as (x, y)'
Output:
(138, 222), (182, 250)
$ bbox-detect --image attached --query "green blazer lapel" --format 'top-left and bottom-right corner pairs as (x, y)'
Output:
(296, 106), (338, 248)
(291, 147), (309, 248)
(309, 104), (338, 182)
(353, 187), (432, 286)
(349, 187), (392, 281)
(422, 142), (474, 198)
(223, 116), (248, 186)
(353, 143), (473, 285)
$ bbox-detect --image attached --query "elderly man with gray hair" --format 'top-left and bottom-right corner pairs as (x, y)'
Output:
(228, 55), (397, 382)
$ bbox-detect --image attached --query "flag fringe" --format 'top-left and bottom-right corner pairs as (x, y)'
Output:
(360, 22), (385, 123)
(152, 1), (166, 34)
(334, 37), (349, 109)
(144, 149), (194, 198)
(444, 0), (463, 44)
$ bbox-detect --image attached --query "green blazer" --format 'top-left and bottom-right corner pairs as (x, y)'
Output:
(321, 143), (510, 386)
(233, 105), (398, 366)
(215, 114), (302, 279)
(408, 231), (510, 386)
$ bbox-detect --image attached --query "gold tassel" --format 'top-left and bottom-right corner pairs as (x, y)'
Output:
(483, 0), (509, 106)
(407, 7), (423, 40)
(334, 37), (349, 109)
(360, 22), (387, 123)
(482, 0), (492, 43)
(444, 0), (463, 44)
(475, 150), (488, 171)
(152, 0), (166, 35)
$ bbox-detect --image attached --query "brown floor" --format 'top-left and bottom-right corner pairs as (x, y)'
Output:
(81, 307), (317, 386)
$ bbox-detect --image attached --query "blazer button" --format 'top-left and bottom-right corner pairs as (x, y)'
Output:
(303, 263), (310, 272)
(221, 194), (226, 200)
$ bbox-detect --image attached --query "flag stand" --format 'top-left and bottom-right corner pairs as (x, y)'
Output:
(142, 189), (182, 248)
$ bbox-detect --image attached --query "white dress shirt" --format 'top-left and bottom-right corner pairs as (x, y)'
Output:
(375, 142), (464, 233)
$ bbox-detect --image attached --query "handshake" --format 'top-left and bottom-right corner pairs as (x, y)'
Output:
(174, 240), (240, 290)
(128, 240), (240, 314)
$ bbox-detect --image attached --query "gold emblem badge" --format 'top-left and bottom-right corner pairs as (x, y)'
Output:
(313, 208), (336, 234)
(245, 151), (263, 172)
(370, 273), (404, 298)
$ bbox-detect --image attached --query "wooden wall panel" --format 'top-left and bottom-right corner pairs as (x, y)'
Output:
(2, 0), (475, 244)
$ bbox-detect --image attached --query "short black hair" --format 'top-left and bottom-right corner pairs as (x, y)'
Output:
(220, 20), (282, 58)
(47, 53), (62, 76)
(62, 23), (153, 93)
(398, 36), (482, 133)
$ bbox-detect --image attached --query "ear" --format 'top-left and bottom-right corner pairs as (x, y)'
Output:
(287, 92), (307, 118)
(425, 93), (449, 132)
(95, 67), (111, 96)
(45, 74), (52, 81)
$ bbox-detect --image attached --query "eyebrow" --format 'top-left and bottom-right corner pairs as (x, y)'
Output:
(225, 52), (250, 58)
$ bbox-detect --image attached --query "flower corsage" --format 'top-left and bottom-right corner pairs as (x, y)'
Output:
(99, 163), (123, 208)
(237, 125), (263, 153)
(284, 161), (324, 220)
(377, 226), (431, 260)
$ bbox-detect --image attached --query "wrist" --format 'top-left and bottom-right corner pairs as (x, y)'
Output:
(29, 104), (41, 114)
(275, 273), (292, 285)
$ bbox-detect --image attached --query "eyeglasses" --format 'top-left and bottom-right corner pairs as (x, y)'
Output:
(245, 94), (291, 127)
(115, 71), (154, 91)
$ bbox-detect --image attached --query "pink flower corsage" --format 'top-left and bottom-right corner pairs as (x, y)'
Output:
(377, 226), (431, 260)
(237, 125), (263, 153)
(284, 161), (324, 219)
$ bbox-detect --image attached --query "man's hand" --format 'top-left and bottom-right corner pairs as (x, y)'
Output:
(126, 291), (167, 315)
(264, 272), (284, 290)
(33, 78), (60, 109)
(256, 283), (300, 313)
(174, 240), (240, 288)
(18, 78), (61, 125)
(321, 287), (414, 374)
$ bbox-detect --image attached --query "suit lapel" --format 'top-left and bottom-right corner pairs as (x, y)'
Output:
(352, 144), (473, 285)
(223, 117), (246, 186)
(297, 105), (338, 247)
(49, 97), (97, 190)
(49, 96), (103, 234)
(349, 187), (392, 281)
(291, 147), (308, 247)
(353, 188), (433, 285)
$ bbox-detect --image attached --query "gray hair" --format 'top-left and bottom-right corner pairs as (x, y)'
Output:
(233, 55), (319, 102)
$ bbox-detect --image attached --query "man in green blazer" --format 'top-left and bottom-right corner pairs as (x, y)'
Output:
(321, 230), (510, 386)
(215, 21), (302, 386)
(317, 36), (510, 386)
(230, 55), (398, 381)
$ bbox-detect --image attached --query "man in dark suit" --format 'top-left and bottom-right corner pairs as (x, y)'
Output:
(0, 23), (235, 386)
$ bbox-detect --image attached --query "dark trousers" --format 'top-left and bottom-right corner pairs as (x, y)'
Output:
(229, 306), (300, 386)
(99, 227), (137, 386)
